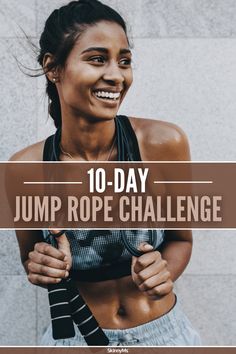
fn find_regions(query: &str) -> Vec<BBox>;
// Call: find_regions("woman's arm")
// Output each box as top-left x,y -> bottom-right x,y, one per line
158,121 -> 193,281
130,117 -> 193,298
10,144 -> 72,288
159,230 -> 192,282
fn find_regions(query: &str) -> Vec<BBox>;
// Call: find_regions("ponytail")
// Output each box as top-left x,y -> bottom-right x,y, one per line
46,79 -> 61,128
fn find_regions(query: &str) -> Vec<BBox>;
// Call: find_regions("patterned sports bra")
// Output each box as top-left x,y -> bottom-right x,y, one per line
43,116 -> 165,282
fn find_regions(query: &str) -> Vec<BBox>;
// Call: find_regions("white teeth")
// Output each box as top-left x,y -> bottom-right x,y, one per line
94,91 -> 121,100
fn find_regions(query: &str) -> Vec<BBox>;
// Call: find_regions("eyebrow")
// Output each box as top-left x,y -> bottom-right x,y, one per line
81,47 -> 132,55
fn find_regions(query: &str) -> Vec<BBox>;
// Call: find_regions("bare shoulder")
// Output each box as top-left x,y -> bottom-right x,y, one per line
9,140 -> 46,161
129,117 -> 191,161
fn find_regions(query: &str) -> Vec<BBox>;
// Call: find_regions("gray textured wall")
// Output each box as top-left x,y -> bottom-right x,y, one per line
0,0 -> 236,346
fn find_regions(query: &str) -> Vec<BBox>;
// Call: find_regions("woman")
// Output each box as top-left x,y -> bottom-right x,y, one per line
12,0 -> 201,346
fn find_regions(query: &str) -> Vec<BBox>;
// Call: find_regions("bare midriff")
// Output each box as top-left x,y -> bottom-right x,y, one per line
74,275 -> 175,329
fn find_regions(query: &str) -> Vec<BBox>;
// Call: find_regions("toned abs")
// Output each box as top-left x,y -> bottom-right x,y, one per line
75,276 -> 176,329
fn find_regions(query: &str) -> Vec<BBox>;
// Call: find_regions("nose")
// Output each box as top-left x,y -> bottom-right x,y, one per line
102,60 -> 124,85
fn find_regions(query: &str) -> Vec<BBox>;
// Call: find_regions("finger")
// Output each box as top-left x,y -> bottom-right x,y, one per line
49,229 -> 65,237
133,251 -> 161,274
131,255 -> 137,274
57,234 -> 71,259
138,242 -> 154,252
145,279 -> 173,299
131,243 -> 157,273
139,270 -> 171,292
27,273 -> 62,286
28,262 -> 69,279
28,252 -> 68,270
34,242 -> 66,261
135,260 -> 168,285
50,229 -> 72,266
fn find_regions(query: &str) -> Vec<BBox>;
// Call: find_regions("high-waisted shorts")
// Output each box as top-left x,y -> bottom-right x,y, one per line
40,297 -> 201,346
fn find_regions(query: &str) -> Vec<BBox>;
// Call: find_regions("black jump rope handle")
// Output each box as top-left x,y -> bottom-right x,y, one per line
47,230 -> 109,345
48,279 -> 75,339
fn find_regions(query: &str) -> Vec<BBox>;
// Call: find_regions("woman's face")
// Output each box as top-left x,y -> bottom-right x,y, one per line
56,20 -> 133,122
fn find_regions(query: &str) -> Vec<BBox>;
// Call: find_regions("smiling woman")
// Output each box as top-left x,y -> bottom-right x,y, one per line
10,0 -> 201,347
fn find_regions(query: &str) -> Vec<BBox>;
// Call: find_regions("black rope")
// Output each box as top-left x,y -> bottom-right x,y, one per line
120,230 -> 160,257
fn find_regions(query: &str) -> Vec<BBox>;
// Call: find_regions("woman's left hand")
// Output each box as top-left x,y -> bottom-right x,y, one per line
131,243 -> 173,300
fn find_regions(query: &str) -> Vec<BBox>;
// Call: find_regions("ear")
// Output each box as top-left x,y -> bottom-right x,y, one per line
43,53 -> 60,83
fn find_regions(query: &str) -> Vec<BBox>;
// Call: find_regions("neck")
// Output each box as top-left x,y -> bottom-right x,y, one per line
60,115 -> 117,161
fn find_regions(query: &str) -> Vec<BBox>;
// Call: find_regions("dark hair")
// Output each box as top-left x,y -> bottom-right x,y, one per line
37,0 -> 129,128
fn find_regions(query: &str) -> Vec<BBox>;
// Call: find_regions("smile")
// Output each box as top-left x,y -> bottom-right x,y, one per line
92,90 -> 121,102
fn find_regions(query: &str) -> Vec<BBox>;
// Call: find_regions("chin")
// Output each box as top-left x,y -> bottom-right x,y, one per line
92,109 -> 119,121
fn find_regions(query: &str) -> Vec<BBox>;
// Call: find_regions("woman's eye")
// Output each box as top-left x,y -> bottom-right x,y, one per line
89,56 -> 105,64
88,56 -> 132,66
119,58 -> 132,66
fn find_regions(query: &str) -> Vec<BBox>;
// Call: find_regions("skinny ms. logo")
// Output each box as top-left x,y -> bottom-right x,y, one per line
107,349 -> 129,353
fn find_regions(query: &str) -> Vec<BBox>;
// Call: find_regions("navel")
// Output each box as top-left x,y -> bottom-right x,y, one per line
117,305 -> 127,317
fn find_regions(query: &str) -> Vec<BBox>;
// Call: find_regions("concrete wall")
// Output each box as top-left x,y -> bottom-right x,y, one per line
0,0 -> 236,345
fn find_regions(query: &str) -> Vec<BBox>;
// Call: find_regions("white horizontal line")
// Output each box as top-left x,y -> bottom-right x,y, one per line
50,302 -> 68,308
5,228 -> 236,231
52,315 -> 71,321
23,182 -> 83,185
4,160 -> 236,163
153,181 -> 213,184
48,288 -> 67,294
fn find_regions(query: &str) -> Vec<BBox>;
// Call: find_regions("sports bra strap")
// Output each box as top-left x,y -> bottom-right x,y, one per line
43,134 -> 55,161
117,115 -> 142,161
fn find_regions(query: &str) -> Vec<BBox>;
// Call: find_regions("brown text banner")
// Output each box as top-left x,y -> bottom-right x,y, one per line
1,162 -> 236,228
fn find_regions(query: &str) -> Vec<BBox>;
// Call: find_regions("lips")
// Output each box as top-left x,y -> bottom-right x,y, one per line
93,87 -> 123,93
92,88 -> 123,105
92,92 -> 120,106
94,91 -> 120,99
